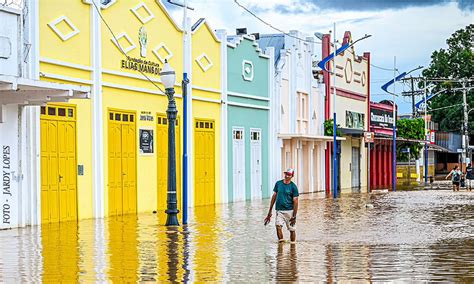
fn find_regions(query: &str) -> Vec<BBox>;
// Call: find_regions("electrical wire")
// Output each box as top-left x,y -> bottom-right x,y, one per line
370,63 -> 397,72
233,0 -> 322,44
91,0 -> 165,94
426,103 -> 463,113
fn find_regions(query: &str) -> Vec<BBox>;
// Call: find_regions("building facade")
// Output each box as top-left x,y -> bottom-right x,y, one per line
323,31 -> 370,193
1,0 -> 226,228
225,34 -> 272,202
259,31 -> 328,193
369,101 -> 394,190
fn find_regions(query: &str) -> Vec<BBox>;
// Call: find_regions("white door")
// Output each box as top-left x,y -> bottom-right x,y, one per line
232,128 -> 246,201
250,129 -> 262,199
351,147 -> 361,192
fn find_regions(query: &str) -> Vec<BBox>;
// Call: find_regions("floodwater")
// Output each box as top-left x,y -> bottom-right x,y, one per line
0,190 -> 473,282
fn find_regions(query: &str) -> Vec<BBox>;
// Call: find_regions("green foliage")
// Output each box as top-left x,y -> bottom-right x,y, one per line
396,118 -> 425,161
324,119 -> 342,137
422,24 -> 474,132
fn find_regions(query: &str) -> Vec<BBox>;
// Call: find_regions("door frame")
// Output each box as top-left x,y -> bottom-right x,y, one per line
40,103 -> 78,222
194,118 -> 216,206
232,126 -> 246,201
351,146 -> 361,191
107,108 -> 137,215
250,128 -> 262,199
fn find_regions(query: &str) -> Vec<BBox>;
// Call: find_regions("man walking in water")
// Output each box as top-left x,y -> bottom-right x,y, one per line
264,168 -> 299,243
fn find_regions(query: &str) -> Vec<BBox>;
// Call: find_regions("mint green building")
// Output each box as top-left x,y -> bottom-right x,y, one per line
226,34 -> 273,202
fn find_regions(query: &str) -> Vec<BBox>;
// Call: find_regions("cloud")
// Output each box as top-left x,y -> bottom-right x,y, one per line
269,0 -> 473,13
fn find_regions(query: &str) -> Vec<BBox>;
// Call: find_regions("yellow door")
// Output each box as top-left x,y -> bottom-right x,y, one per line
108,110 -> 137,216
40,105 -> 77,223
194,120 -> 215,206
156,115 -> 182,211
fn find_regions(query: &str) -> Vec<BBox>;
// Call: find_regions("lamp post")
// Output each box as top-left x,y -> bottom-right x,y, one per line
381,65 -> 423,191
160,60 -> 179,226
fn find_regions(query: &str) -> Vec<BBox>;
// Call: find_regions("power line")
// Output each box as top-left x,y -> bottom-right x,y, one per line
370,63 -> 397,72
91,1 -> 165,94
233,0 -> 322,44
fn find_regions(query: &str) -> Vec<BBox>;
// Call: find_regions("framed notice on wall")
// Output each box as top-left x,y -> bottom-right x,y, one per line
139,128 -> 154,155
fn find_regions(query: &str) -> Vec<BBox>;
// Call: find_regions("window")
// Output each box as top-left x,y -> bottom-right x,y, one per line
115,113 -> 121,121
58,108 -> 66,117
233,129 -> 243,140
48,107 -> 56,116
68,109 -> 74,118
41,106 -> 46,115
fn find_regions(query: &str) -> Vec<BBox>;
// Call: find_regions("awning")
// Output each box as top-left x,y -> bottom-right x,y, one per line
0,75 -> 90,105
339,128 -> 364,136
278,133 -> 346,141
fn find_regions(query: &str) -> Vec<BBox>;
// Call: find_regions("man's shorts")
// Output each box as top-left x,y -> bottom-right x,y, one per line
275,210 -> 296,231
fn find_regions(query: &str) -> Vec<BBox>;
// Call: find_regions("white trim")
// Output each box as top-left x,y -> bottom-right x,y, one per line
47,15 -> 80,41
102,81 -> 167,96
191,18 -> 221,42
130,2 -> 155,24
152,42 -> 173,64
103,68 -> 160,82
227,101 -> 270,110
195,53 -> 213,72
242,60 -> 254,81
91,0 -> 104,218
102,68 -> 181,87
192,96 -> 220,104
227,91 -> 269,102
40,57 -> 93,71
192,85 -> 221,94
40,72 -> 93,85
227,34 -> 271,59
82,0 -> 117,9
111,32 -> 136,54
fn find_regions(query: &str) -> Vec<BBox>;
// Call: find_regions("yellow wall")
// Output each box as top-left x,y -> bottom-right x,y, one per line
191,22 -> 222,203
40,0 -> 223,219
39,0 -> 94,220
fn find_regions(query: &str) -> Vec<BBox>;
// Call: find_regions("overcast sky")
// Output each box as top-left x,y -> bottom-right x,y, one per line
164,0 -> 473,114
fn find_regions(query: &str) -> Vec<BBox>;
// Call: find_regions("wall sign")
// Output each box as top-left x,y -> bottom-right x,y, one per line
346,111 -> 365,129
139,129 -> 154,155
121,56 -> 161,75
370,108 -> 394,128
140,111 -> 154,121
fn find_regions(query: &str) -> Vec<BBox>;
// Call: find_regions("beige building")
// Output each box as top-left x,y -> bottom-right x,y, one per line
322,31 -> 370,193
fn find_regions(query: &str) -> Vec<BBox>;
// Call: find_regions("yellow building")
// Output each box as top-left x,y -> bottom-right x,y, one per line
37,0 -> 222,223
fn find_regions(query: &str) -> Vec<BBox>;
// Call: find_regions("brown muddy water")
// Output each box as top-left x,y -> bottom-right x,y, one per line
0,190 -> 473,282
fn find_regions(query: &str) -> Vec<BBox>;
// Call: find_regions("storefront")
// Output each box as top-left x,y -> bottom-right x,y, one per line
226,34 -> 272,202
369,101 -> 395,190
323,31 -> 370,194
35,0 -> 222,223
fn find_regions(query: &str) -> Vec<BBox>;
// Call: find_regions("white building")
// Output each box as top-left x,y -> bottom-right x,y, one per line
259,31 -> 329,192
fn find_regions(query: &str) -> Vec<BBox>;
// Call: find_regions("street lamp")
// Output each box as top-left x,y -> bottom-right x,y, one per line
160,60 -> 179,226
381,65 -> 423,191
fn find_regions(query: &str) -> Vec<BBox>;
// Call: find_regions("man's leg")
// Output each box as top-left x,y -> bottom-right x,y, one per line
290,231 -> 296,242
276,225 -> 284,242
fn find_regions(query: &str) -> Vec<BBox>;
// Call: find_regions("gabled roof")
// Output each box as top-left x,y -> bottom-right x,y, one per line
155,0 -> 183,32
257,34 -> 285,66
191,18 -> 220,42
226,34 -> 270,59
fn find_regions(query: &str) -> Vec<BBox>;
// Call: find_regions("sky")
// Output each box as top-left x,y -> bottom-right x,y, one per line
163,0 -> 473,114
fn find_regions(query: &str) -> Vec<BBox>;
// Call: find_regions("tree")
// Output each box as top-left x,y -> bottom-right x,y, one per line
397,118 -> 425,161
422,24 -> 474,132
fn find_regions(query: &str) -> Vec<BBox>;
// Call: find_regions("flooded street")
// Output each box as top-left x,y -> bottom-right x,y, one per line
0,190 -> 473,282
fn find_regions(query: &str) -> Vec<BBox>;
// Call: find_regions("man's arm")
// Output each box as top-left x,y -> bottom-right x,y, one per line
446,171 -> 452,180
290,197 -> 298,226
264,192 -> 277,225
268,192 -> 277,216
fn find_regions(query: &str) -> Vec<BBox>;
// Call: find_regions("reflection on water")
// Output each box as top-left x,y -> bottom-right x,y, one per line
0,191 -> 473,282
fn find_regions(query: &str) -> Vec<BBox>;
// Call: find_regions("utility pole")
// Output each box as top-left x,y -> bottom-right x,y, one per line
424,78 -> 428,185
463,79 -> 468,171
411,77 -> 415,117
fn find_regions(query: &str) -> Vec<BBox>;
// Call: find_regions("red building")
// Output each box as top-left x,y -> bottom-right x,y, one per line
369,101 -> 396,190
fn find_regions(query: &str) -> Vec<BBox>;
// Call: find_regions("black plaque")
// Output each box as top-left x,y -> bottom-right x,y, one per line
139,129 -> 154,154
